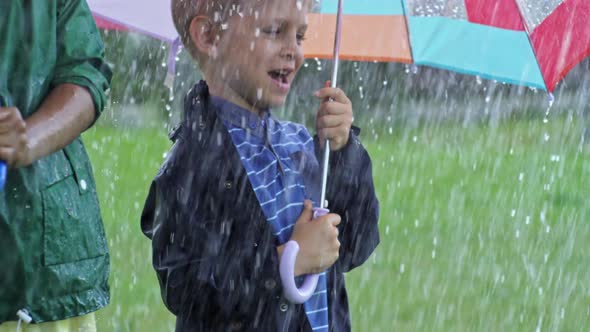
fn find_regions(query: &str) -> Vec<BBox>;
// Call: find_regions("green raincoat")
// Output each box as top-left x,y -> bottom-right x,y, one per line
0,0 -> 112,324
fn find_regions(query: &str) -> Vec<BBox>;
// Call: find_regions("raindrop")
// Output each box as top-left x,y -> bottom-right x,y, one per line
383,80 -> 388,86
561,308 -> 565,319
162,152 -> 167,158
296,0 -> 302,10
511,209 -> 516,217
545,225 -> 550,233
255,28 -> 260,37
518,172 -> 524,181
550,154 -> 560,162
400,263 -> 405,274
485,96 -> 491,103
525,216 -> 531,225
543,133 -> 550,141
476,76 -> 482,85
515,229 -> 520,238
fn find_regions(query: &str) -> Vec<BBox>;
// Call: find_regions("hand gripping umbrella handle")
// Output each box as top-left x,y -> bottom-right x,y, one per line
280,207 -> 329,303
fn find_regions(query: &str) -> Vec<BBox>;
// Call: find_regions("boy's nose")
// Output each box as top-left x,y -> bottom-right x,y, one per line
280,37 -> 300,60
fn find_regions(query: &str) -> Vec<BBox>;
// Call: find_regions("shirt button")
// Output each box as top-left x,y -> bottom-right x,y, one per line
279,301 -> 289,312
80,179 -> 87,191
224,181 -> 233,189
264,279 -> 277,290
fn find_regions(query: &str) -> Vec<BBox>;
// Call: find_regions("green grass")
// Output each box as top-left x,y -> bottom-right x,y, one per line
84,115 -> 590,331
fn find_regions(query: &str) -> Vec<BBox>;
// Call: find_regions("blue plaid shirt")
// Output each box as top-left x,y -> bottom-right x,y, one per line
212,96 -> 330,331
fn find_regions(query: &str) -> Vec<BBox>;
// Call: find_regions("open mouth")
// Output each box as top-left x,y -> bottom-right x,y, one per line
268,69 -> 292,86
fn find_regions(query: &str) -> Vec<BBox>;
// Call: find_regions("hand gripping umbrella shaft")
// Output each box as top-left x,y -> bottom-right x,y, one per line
280,0 -> 344,304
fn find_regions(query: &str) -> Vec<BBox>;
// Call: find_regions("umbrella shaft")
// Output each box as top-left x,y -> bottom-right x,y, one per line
320,140 -> 330,209
319,0 -> 343,210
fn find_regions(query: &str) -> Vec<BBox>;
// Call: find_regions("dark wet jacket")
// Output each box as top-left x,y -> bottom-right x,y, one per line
141,81 -> 380,331
0,1 -> 111,324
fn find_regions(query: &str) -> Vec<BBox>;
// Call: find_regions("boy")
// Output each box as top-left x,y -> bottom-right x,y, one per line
141,0 -> 379,330
0,1 -> 111,330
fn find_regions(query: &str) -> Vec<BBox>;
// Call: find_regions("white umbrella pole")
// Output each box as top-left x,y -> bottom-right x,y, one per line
319,0 -> 343,209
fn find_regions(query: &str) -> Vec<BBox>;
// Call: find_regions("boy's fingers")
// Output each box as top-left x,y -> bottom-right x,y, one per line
314,88 -> 349,104
317,115 -> 343,130
299,199 -> 314,222
328,214 -> 341,226
317,102 -> 350,117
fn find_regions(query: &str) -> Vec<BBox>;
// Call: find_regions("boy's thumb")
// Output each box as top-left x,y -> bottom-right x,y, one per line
299,200 -> 314,222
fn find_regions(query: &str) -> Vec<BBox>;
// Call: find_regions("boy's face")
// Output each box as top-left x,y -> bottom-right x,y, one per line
207,0 -> 310,112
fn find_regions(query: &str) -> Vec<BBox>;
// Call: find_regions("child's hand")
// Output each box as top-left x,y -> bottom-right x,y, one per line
314,82 -> 353,151
0,107 -> 29,168
287,200 -> 341,276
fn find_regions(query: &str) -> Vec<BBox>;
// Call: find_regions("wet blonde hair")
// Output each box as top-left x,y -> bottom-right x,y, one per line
171,0 -> 242,61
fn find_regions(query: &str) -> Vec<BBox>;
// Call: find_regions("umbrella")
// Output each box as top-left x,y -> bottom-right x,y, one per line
89,0 -> 590,93
306,0 -> 590,93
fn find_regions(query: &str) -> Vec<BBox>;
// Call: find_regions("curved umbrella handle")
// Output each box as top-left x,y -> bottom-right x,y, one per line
280,207 -> 329,304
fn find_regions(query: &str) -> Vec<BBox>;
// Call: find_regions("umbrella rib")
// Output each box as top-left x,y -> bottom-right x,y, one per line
510,0 -> 549,92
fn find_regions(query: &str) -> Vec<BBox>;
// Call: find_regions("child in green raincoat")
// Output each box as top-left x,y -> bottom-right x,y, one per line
0,1 -> 111,331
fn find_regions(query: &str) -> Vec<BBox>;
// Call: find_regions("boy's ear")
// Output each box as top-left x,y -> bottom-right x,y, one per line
188,16 -> 218,57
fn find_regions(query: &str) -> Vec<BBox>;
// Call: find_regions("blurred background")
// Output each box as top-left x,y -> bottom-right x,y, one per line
89,28 -> 590,331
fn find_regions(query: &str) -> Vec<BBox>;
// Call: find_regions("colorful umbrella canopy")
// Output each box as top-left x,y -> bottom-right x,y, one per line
89,0 -> 589,93
306,0 -> 590,92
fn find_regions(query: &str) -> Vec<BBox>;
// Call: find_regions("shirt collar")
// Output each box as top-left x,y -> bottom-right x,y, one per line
210,95 -> 272,138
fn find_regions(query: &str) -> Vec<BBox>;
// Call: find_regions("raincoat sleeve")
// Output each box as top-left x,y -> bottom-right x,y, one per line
314,126 -> 380,273
141,141 -> 283,320
53,0 -> 112,122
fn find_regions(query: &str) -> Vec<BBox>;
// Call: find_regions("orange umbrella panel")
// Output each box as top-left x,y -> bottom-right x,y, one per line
304,0 -> 412,63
